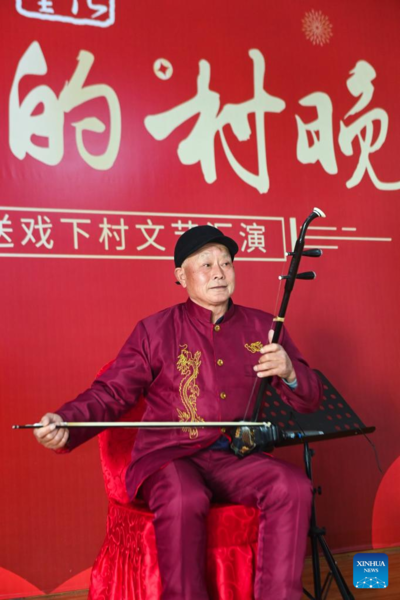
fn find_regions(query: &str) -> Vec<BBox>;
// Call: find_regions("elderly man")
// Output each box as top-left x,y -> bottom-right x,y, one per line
35,225 -> 322,600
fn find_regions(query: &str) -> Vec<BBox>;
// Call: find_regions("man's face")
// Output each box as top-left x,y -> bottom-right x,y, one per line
175,244 -> 235,311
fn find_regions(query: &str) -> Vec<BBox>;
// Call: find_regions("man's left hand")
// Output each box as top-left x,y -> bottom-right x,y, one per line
253,330 -> 296,382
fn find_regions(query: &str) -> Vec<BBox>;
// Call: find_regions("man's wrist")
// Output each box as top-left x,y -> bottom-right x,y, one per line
283,376 -> 298,390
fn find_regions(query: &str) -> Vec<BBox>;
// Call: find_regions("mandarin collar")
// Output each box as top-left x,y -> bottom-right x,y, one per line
185,297 -> 235,325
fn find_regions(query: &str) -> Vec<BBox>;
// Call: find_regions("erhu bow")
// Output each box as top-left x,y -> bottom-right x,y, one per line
230,207 -> 326,457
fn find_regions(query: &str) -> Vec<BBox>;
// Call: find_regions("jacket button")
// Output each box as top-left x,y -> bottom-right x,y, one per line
220,392 -> 227,400
217,359 -> 224,366
214,325 -> 221,332
221,428 -> 226,433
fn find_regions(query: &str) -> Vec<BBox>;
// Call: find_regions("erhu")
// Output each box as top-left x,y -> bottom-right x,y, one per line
230,207 -> 325,457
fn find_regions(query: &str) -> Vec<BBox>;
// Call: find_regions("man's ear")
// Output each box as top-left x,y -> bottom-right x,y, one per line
174,267 -> 187,287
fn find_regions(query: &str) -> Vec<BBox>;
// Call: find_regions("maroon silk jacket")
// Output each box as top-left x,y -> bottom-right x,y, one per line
57,298 -> 322,499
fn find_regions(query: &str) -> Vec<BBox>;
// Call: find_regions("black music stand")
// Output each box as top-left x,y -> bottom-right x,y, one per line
261,370 -> 375,600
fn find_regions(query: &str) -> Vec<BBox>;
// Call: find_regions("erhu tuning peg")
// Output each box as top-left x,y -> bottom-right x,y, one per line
279,271 -> 316,281
286,249 -> 323,258
296,271 -> 317,280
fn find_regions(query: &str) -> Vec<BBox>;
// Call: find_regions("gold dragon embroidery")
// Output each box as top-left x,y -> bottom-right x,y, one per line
176,344 -> 204,439
244,341 -> 264,353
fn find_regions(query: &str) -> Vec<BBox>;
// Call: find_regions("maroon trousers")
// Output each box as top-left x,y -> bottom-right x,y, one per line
141,449 -> 312,600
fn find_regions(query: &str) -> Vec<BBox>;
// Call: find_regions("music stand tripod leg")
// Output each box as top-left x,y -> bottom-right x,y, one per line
317,534 -> 354,599
302,442 -> 355,600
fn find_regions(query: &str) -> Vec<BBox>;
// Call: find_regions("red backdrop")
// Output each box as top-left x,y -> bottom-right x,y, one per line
1,1 -> 399,596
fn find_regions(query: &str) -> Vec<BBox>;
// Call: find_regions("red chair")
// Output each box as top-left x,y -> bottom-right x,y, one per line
88,399 -> 260,600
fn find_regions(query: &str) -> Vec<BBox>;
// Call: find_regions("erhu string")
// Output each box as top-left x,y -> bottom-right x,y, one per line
242,264 -> 285,422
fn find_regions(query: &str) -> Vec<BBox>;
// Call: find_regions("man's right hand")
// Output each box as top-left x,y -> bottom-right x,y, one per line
33,413 -> 69,450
